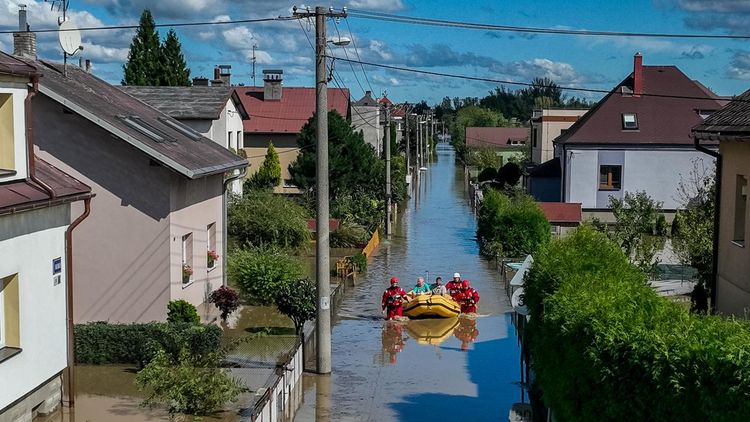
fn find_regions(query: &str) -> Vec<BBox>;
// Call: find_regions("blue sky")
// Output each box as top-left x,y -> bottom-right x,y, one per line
1,0 -> 749,104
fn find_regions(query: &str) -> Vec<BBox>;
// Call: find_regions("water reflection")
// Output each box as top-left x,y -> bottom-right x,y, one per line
454,317 -> 480,352
381,322 -> 408,364
403,318 -> 458,346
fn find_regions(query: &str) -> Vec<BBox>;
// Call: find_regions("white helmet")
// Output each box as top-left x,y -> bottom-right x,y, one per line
453,272 -> 461,278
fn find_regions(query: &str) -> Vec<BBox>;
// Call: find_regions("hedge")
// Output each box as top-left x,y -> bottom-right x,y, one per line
524,226 -> 750,421
476,190 -> 550,257
75,322 -> 222,367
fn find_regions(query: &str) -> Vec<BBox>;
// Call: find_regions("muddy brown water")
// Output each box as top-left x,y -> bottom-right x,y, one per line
294,145 -> 523,421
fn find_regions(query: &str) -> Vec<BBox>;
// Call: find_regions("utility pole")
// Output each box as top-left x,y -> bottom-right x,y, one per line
417,118 -> 422,169
292,5 -> 347,375
384,105 -> 392,237
404,106 -> 410,177
252,44 -> 257,86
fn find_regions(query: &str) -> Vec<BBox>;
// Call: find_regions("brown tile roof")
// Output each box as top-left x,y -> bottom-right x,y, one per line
0,51 -> 38,78
0,159 -> 91,213
307,218 -> 340,232
118,86 -> 248,120
556,66 -> 724,146
28,60 -> 247,179
693,88 -> 750,137
236,87 -> 350,134
465,127 -> 529,148
537,202 -> 582,223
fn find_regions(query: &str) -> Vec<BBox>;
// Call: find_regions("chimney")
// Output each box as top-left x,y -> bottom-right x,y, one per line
210,66 -> 224,86
263,69 -> 283,101
85,59 -> 92,73
218,64 -> 231,85
13,5 -> 37,60
633,52 -> 643,97
193,77 -> 209,86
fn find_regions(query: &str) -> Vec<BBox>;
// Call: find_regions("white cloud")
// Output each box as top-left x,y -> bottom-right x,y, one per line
367,40 -> 393,61
727,50 -> 750,80
80,42 -> 129,63
82,0 -> 227,20
347,0 -> 405,11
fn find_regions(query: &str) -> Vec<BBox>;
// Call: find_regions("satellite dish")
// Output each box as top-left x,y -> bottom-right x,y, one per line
58,20 -> 81,55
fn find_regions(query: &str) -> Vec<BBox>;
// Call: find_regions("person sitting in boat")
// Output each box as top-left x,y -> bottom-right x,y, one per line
446,272 -> 463,298
411,277 -> 432,295
382,277 -> 408,320
431,276 -> 447,295
458,279 -> 480,314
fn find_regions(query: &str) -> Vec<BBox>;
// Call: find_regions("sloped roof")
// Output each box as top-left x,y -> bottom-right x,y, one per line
0,51 -> 38,77
465,127 -> 529,148
528,157 -> 561,178
0,159 -> 91,213
236,86 -> 350,134
693,88 -> 750,138
30,60 -> 247,179
379,96 -> 393,106
118,86 -> 248,120
537,202 -> 582,224
353,91 -> 378,107
556,66 -> 723,146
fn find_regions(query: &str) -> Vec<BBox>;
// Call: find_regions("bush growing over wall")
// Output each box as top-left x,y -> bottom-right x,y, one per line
74,322 -> 222,367
228,190 -> 311,249
524,226 -> 750,421
476,190 -> 550,257
228,246 -> 304,305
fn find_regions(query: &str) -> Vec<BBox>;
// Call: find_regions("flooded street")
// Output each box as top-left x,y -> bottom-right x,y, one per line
295,145 -> 523,421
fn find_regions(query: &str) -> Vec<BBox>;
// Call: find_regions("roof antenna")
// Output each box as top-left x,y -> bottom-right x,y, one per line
48,1 -> 83,77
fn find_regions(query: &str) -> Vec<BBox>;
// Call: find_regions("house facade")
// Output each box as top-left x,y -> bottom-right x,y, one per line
24,57 -> 247,323
351,90 -> 382,154
465,127 -> 529,166
553,54 -> 723,218
530,108 -> 587,164
693,88 -> 750,316
0,52 -> 91,420
236,69 -> 350,194
119,83 -> 248,195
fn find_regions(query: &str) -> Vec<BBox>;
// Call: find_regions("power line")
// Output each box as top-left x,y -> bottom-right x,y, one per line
347,9 -> 750,40
332,19 -> 367,97
245,144 -> 312,159
325,54 -> 749,103
0,16 -> 299,35
344,18 -> 376,95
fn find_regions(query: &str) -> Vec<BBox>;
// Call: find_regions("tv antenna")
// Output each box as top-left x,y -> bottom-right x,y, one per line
45,0 -> 70,23
252,44 -> 258,87
49,1 -> 83,76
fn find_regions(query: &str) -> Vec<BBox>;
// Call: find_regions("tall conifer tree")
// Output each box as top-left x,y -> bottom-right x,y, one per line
122,10 -> 161,86
160,29 -> 191,86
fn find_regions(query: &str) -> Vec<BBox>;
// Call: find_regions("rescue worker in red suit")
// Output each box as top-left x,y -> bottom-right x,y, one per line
446,272 -> 463,301
459,279 -> 480,314
454,317 -> 480,351
382,277 -> 408,320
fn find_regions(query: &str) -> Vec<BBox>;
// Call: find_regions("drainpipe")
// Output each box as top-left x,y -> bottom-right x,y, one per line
693,135 -> 721,310
25,76 -> 55,198
222,167 -> 247,286
64,197 -> 92,407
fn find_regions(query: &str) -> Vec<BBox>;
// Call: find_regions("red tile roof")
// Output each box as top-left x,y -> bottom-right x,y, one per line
236,87 -> 350,134
537,202 -> 582,223
0,159 -> 91,213
465,127 -> 530,148
556,66 -> 724,146
379,96 -> 393,106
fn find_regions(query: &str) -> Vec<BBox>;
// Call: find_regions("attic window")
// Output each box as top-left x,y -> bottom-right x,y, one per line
159,118 -> 202,141
622,113 -> 638,130
119,115 -> 164,142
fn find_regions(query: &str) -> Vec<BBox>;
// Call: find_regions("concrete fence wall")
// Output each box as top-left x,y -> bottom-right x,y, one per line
250,341 -> 304,422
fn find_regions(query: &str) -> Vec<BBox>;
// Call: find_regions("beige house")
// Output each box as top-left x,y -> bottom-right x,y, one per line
693,88 -> 750,316
20,57 -> 247,323
530,108 -> 588,164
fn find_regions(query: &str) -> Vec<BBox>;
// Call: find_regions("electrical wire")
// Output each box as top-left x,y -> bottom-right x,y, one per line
332,18 -> 367,97
347,9 -> 750,40
0,16 -> 301,35
245,144 -> 312,159
344,18 -> 376,95
324,54 -> 749,103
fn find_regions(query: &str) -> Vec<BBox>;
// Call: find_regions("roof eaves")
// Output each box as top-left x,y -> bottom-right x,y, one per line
38,84 -> 197,179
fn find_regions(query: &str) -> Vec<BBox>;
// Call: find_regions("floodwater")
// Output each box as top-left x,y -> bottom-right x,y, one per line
294,145 -> 523,421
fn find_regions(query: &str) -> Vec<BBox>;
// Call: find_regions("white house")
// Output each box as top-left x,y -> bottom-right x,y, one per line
551,54 -> 723,218
351,90 -> 382,154
0,51 -> 91,419
120,75 -> 248,195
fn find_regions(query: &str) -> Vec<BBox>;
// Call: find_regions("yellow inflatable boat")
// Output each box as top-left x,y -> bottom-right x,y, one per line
403,294 -> 461,318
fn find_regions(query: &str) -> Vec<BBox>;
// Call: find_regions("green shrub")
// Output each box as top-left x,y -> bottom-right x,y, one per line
136,347 -> 244,416
477,167 -> 498,183
228,246 -> 304,305
349,252 -> 368,272
166,299 -> 200,324
245,142 -> 281,190
476,190 -> 550,257
74,322 -> 221,367
228,190 -> 311,249
330,222 -> 370,248
525,226 -> 750,421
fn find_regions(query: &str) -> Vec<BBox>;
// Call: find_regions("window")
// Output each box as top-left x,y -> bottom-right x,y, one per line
0,94 -> 15,177
622,113 -> 638,130
1,274 -> 20,357
599,165 -> 622,190
532,128 -> 538,148
236,131 -> 242,149
159,118 -> 202,141
181,233 -> 193,284
228,131 -> 234,150
207,223 -> 217,270
734,175 -> 747,245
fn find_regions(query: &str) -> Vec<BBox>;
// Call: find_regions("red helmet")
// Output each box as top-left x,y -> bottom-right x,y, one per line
462,279 -> 470,289
390,276 -> 399,285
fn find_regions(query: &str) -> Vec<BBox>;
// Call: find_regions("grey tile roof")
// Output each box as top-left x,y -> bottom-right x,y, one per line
118,85 -> 242,120
33,60 -> 247,179
0,51 -> 38,77
693,88 -> 750,137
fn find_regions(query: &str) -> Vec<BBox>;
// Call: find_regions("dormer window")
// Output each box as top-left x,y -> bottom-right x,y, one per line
622,113 -> 638,130
0,93 -> 15,178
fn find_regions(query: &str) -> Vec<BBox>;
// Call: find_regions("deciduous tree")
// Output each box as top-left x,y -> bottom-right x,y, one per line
275,278 -> 316,335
